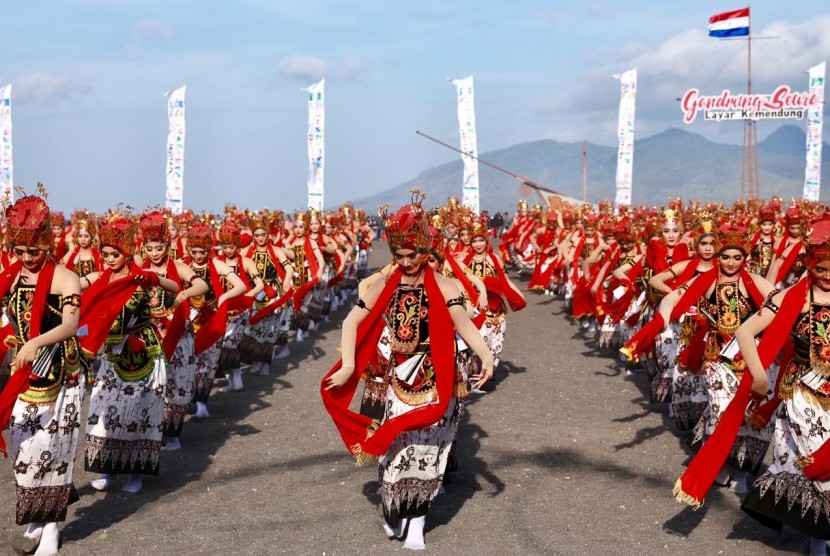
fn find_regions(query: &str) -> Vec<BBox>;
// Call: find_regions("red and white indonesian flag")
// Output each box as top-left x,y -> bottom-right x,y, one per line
450,76 -> 480,214
0,84 -> 11,202
708,7 -> 749,38
614,69 -> 637,207
305,79 -> 325,211
165,85 -> 186,214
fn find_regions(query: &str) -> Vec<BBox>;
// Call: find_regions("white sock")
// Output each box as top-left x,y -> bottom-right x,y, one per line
33,522 -> 59,556
715,465 -> 731,487
91,474 -> 113,491
274,345 -> 290,359
403,515 -> 426,550
232,369 -> 243,390
122,474 -> 143,493
383,517 -> 407,540
809,537 -> 828,556
194,401 -> 210,419
296,329 -> 305,342
164,436 -> 181,451
729,471 -> 749,494
24,521 -> 44,540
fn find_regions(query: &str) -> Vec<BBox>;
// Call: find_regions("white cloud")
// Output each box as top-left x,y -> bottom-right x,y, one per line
129,20 -> 175,49
14,72 -> 92,104
276,54 -> 369,83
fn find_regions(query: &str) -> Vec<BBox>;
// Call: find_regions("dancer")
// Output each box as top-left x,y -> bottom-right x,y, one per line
2,191 -> 83,556
82,210 -> 180,494
740,214 -> 830,555
139,210 -> 208,451
185,221 -> 246,419
322,192 -> 495,551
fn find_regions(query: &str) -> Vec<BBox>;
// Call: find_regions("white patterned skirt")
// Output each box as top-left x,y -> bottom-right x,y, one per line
693,360 -> 776,474
85,353 -> 166,475
742,380 -> 830,539
11,382 -> 84,525
378,385 -> 460,526
164,329 -> 195,437
193,343 -> 221,404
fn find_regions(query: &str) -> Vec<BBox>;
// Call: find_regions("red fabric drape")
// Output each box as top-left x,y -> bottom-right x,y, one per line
320,267 -> 456,460
674,277 -> 810,507
0,260 -> 54,456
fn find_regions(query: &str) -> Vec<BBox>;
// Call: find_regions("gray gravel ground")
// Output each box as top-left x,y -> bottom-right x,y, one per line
0,243 -> 813,555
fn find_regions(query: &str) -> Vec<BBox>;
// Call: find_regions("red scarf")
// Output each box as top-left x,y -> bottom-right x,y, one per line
142,257 -> 188,361
79,263 -> 151,355
0,260 -> 52,455
192,258 -> 253,355
674,277 -> 810,507
774,239 -> 804,284
444,254 -> 486,328
217,254 -> 251,290
65,246 -> 101,273
320,267 -> 455,461
622,268 -> 763,361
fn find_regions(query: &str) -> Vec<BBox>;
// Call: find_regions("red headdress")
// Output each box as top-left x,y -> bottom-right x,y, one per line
715,221 -> 751,254
218,218 -> 242,246
187,220 -> 214,250
381,189 -> 429,253
661,209 -> 681,230
758,205 -> 776,224
806,213 -> 830,267
5,192 -> 52,247
694,218 -> 716,245
50,211 -> 65,229
139,210 -> 170,243
469,215 -> 489,238
71,209 -> 97,237
98,210 -> 137,255
785,205 -> 804,227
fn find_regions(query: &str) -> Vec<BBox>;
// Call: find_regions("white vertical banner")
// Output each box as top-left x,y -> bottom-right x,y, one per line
804,62 -> 825,201
0,85 -> 12,202
614,69 -> 637,207
450,76 -> 480,214
165,85 -> 186,214
305,79 -> 325,211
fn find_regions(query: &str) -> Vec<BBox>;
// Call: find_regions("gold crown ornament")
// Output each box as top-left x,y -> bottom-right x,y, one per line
380,189 -> 429,253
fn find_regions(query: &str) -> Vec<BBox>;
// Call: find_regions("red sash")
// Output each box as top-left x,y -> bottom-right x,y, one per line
142,257 -> 188,361
65,247 -> 101,274
0,260 -> 50,456
320,268 -> 455,461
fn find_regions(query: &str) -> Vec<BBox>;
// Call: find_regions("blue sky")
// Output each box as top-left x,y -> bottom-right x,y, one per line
4,1 -> 829,213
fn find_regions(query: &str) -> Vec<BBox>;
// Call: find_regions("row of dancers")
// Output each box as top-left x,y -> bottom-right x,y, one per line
503,194 -> 830,555
1,187 -> 373,555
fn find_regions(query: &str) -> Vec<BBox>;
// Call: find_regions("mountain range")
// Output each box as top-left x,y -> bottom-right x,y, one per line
351,124 -> 829,212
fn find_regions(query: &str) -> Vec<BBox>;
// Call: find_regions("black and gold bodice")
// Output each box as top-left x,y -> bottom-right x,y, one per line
104,290 -> 162,382
73,257 -> 97,278
385,284 -> 436,405
779,299 -> 830,407
148,272 -> 177,320
290,243 -> 309,287
469,256 -> 506,323
701,281 -> 757,367
6,286 -> 82,403
252,250 -> 280,286
749,239 -> 774,277
188,265 -> 216,331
